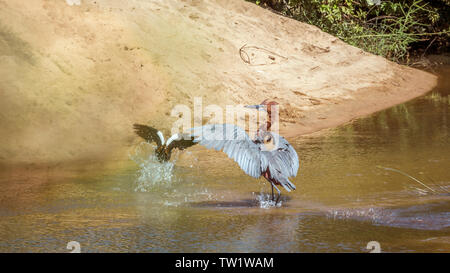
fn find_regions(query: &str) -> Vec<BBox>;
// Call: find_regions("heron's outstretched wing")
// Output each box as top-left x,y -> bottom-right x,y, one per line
191,124 -> 299,192
133,124 -> 163,147
260,132 -> 299,191
191,124 -> 263,178
166,133 -> 197,153
261,133 -> 299,178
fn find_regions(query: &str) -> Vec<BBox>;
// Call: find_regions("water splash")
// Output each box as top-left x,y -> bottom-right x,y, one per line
254,191 -> 281,209
129,142 -> 178,192
326,207 -> 392,224
163,200 -> 181,207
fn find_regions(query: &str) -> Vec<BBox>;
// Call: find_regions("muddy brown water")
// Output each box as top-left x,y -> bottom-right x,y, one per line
0,67 -> 449,253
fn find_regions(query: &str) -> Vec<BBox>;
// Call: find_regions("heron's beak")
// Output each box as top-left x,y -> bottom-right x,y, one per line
245,105 -> 265,111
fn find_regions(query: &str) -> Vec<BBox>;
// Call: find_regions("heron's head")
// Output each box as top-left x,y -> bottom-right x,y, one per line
245,99 -> 278,112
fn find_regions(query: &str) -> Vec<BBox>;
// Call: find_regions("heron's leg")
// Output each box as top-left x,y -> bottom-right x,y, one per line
273,184 -> 281,205
264,178 -> 274,201
271,184 -> 274,201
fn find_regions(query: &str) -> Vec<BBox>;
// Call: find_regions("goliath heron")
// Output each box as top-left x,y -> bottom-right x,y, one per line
191,100 -> 299,204
133,124 -> 197,162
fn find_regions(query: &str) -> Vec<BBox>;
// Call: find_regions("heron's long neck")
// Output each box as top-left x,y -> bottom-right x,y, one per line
266,108 -> 272,131
257,109 -> 273,137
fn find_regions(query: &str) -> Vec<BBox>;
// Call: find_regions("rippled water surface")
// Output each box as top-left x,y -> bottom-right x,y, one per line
0,68 -> 449,252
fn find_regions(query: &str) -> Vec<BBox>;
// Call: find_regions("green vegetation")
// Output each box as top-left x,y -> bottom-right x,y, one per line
249,0 -> 450,63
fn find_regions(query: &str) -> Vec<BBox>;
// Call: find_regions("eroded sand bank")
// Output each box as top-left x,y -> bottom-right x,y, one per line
0,0 -> 437,167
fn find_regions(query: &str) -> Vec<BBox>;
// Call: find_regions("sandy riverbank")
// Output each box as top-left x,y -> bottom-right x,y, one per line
0,0 -> 437,168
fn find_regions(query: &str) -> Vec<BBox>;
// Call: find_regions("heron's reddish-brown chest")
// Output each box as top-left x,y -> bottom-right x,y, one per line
262,168 -> 282,186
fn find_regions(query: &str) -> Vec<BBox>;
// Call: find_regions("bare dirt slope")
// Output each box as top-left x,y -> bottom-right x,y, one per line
0,0 -> 437,167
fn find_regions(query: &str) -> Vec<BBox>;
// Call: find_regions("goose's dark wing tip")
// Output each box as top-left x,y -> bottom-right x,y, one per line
132,124 -> 162,146
133,123 -> 149,132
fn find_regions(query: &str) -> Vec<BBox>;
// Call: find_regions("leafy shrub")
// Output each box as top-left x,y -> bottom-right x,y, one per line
249,0 -> 450,63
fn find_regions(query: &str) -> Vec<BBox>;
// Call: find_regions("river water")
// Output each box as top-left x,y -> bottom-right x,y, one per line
0,68 -> 449,252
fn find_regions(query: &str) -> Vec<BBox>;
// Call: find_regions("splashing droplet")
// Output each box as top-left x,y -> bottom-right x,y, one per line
256,192 -> 281,208
129,142 -> 178,192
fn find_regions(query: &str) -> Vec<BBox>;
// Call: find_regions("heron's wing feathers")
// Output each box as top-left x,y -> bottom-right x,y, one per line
191,124 -> 262,178
133,124 -> 163,147
276,175 -> 296,192
261,133 -> 299,178
260,133 -> 299,191
191,125 -> 299,192
167,134 -> 197,152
